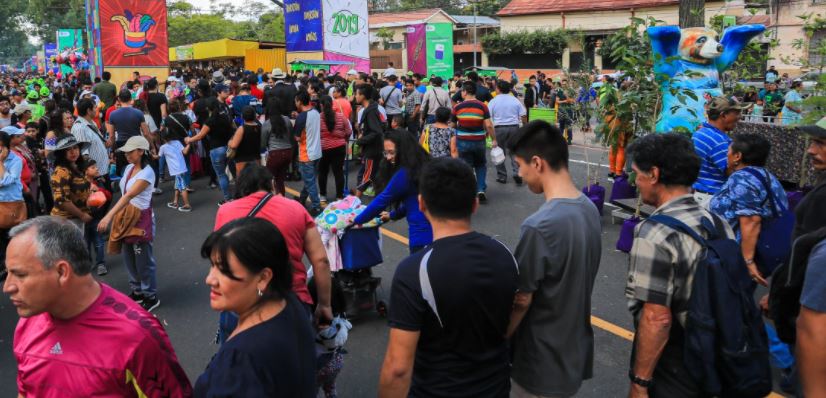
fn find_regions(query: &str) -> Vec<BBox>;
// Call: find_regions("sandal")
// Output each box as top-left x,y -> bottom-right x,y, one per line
166,202 -> 179,209
178,206 -> 192,213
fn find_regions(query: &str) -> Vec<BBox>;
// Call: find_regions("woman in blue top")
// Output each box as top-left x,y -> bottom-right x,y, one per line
0,128 -> 24,270
781,81 -> 804,126
195,217 -> 316,398
710,133 -> 789,286
353,130 -> 432,253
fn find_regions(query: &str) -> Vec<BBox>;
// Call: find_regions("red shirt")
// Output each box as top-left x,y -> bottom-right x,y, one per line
13,283 -> 192,397
250,85 -> 264,101
214,192 -> 316,304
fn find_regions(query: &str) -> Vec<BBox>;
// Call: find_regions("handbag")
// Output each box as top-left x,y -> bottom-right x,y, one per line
741,168 -> 796,276
0,201 -> 26,229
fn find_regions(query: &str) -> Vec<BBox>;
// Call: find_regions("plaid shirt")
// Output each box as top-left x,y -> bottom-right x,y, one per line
404,89 -> 422,116
625,195 -> 734,326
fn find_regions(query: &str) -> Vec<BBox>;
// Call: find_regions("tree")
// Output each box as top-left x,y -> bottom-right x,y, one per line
167,1 -> 285,47
464,0 -> 509,16
679,0 -> 705,28
375,28 -> 395,50
25,0 -> 86,43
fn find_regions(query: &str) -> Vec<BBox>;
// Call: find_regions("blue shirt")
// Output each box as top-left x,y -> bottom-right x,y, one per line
353,167 -> 433,248
708,166 -> 789,239
801,239 -> 826,312
230,94 -> 262,125
0,151 -> 23,202
692,122 -> 731,194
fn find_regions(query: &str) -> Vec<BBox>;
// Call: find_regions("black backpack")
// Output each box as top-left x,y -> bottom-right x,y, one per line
648,214 -> 772,397
769,226 -> 826,344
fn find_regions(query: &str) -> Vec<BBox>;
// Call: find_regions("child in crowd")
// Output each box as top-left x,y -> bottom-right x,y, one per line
750,99 -> 764,123
158,131 -> 192,212
390,114 -> 404,130
83,160 -> 112,276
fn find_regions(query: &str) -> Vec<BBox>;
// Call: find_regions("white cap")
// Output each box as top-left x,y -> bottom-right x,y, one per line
346,69 -> 358,76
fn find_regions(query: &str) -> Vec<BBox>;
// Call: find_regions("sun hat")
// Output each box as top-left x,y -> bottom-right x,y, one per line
211,71 -> 225,85
13,104 -> 33,116
271,68 -> 287,79
117,135 -> 151,152
52,134 -> 90,153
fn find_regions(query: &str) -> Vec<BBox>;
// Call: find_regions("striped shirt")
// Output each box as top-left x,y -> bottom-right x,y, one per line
71,117 -> 110,177
692,123 -> 731,194
452,100 -> 490,141
626,195 -> 734,326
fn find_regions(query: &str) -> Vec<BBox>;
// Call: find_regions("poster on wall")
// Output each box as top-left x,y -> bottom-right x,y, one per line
176,45 -> 194,61
57,29 -> 84,52
406,24 -> 427,75
426,23 -> 453,79
285,0 -> 323,53
322,0 -> 368,60
99,0 -> 168,67
85,0 -> 102,77
44,43 -> 57,72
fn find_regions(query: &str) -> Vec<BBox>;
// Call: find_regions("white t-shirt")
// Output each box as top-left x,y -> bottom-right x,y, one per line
488,93 -> 527,126
120,164 -> 156,210
159,141 -> 187,177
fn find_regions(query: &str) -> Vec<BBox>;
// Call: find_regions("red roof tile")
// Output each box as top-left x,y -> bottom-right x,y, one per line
497,0 -> 679,17
369,9 -> 444,26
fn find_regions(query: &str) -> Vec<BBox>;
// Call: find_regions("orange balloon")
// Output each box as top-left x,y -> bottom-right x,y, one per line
87,191 -> 107,208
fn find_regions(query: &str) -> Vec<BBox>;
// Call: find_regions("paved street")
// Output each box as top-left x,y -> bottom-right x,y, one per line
0,140 -> 782,397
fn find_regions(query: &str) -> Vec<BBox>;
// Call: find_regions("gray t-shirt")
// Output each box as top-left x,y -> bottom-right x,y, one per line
511,195 -> 602,397
261,116 -> 292,151
379,85 -> 403,115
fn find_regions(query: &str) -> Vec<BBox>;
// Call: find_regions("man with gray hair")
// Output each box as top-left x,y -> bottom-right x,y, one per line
3,216 -> 192,397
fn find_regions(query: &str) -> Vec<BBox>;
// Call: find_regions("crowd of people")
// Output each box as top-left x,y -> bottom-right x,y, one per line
0,63 -> 824,398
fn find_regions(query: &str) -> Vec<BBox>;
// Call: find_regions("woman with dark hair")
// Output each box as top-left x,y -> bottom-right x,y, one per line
195,217 -> 316,397
423,106 -> 456,158
317,95 -> 350,206
352,129 -> 433,253
710,133 -> 789,286
49,134 -> 92,229
229,106 -> 262,175
261,100 -> 293,196
0,129 -> 25,270
781,80 -> 804,126
98,136 -> 161,312
44,108 -> 73,162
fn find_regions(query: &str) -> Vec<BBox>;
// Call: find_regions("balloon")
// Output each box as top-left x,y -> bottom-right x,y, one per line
87,191 -> 107,208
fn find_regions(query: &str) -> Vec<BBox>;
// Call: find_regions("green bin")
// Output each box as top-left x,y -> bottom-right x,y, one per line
529,107 -> 557,123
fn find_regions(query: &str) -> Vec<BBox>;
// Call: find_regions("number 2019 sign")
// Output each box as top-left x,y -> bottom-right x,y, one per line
323,0 -> 368,59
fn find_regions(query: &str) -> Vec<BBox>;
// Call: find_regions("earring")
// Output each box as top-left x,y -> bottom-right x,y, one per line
257,289 -> 263,297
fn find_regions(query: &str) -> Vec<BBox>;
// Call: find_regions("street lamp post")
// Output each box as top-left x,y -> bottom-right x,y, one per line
473,1 -> 478,68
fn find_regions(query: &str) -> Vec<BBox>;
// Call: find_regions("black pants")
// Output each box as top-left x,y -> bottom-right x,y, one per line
318,146 -> 346,199
37,170 -> 53,214
406,115 -> 420,138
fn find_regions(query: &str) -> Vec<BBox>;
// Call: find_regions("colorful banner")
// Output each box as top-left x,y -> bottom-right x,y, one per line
57,29 -> 84,52
285,0 -> 323,52
406,24 -> 427,75
176,45 -> 194,61
426,23 -> 453,79
44,43 -> 58,72
99,0 -> 168,67
323,51 -> 369,75
322,0 -> 369,59
85,0 -> 103,77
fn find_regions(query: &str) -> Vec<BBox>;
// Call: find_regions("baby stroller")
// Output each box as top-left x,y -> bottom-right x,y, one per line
310,216 -> 387,320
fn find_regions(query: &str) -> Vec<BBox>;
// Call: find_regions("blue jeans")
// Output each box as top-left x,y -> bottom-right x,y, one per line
183,152 -> 192,187
209,146 -> 231,200
456,139 -> 487,193
123,241 -> 157,298
159,154 -> 166,179
84,219 -> 105,265
299,160 -> 321,209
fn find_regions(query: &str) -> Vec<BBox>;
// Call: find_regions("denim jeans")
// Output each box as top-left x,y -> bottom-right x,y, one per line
456,139 -> 487,193
209,146 -> 231,200
123,241 -> 157,298
299,160 -> 321,209
84,219 -> 105,265
159,154 -> 166,179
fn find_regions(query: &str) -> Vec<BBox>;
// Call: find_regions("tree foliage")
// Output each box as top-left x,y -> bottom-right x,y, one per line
481,29 -> 569,55
679,0 -> 705,28
167,0 -> 285,47
26,0 -> 86,43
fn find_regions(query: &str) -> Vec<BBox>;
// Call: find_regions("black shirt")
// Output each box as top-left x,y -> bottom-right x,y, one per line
146,92 -> 167,130
235,123 -> 262,162
452,83 -> 492,103
794,179 -> 826,240
194,294 -> 316,398
388,231 -> 518,398
205,103 -> 233,149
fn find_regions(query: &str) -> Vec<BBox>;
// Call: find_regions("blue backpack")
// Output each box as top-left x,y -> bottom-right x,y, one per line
648,214 -> 772,397
740,167 -> 795,276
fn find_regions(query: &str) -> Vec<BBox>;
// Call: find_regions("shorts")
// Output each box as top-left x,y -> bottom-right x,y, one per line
174,174 -> 188,191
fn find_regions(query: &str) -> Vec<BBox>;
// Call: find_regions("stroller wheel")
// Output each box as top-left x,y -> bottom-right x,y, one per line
376,300 -> 388,317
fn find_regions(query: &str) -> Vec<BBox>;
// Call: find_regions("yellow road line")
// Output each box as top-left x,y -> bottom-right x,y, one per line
285,185 -> 786,397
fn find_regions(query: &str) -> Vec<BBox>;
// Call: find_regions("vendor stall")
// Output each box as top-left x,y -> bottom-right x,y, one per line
288,59 -> 355,74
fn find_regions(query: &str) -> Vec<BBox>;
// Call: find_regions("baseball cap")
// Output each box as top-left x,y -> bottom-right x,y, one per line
346,69 -> 358,76
0,126 -> 25,136
707,96 -> 748,114
117,136 -> 151,152
214,83 -> 230,93
13,104 -> 32,116
799,116 -> 826,139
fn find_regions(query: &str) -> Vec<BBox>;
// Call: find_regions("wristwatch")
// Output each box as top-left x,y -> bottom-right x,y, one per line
628,370 -> 653,388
